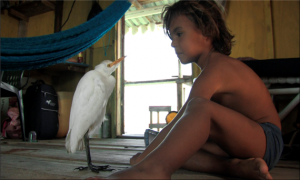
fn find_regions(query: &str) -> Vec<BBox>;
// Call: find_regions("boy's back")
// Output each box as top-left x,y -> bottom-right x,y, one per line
192,53 -> 281,129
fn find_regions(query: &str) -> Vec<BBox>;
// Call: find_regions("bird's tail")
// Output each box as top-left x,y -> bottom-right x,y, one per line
65,129 -> 84,154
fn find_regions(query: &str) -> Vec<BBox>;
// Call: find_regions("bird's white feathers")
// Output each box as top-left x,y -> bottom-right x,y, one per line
65,60 -> 117,154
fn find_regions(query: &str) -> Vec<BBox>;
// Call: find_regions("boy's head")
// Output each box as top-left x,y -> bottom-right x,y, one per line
162,0 -> 234,55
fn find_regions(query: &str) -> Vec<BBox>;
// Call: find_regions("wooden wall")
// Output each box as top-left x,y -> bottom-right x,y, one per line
193,0 -> 300,77
227,0 -> 299,59
272,1 -> 299,58
27,11 -> 55,37
1,10 -> 19,37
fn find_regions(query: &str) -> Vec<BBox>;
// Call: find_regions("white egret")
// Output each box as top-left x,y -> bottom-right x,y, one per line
65,57 -> 125,173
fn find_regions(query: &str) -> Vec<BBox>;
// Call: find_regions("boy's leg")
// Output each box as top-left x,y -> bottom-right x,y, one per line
106,97 -> 270,179
182,148 -> 269,179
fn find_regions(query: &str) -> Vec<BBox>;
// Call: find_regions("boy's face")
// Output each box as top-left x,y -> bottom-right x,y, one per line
169,15 -> 211,65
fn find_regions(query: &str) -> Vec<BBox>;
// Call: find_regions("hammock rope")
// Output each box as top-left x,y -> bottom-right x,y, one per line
1,0 -> 131,71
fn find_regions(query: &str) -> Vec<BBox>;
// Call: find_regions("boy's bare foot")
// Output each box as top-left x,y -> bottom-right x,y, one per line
231,158 -> 272,180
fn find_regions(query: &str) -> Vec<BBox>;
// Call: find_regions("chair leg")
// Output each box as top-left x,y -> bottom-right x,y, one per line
18,90 -> 26,141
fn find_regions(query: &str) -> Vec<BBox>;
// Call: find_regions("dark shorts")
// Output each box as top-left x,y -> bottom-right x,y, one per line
260,123 -> 284,171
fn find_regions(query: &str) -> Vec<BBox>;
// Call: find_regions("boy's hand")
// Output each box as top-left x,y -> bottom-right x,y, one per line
130,152 -> 142,166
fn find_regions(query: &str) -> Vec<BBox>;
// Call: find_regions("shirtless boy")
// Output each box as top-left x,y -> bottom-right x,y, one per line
87,1 -> 283,179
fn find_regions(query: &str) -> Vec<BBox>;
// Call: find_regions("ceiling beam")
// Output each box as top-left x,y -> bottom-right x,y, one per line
125,4 -> 168,20
131,0 -> 153,23
135,0 -> 164,6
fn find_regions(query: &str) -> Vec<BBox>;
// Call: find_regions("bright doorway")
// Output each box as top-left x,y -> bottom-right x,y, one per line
123,25 -> 192,136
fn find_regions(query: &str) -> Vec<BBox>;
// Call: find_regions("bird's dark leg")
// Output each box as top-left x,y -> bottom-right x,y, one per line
84,131 -> 93,170
74,132 -> 113,173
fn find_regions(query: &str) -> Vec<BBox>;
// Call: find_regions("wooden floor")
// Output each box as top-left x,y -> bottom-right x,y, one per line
1,138 -> 299,179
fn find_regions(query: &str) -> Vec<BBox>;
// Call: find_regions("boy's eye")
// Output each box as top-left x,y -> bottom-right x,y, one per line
177,33 -> 182,37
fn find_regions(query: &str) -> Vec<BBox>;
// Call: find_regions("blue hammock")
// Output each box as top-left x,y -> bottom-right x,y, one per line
1,0 -> 131,71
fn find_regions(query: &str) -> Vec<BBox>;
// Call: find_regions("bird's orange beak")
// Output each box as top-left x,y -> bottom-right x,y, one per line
107,56 -> 125,67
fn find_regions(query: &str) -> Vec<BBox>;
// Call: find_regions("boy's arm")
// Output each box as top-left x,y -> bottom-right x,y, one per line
132,102 -> 188,165
132,66 -> 224,165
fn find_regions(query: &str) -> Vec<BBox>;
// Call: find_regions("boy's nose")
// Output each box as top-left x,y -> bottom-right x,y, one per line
171,40 -> 176,48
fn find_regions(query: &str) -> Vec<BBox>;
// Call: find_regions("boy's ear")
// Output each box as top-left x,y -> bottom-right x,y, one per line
202,36 -> 212,43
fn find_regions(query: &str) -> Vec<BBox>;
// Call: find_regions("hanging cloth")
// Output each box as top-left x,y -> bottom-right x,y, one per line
1,0 -> 131,71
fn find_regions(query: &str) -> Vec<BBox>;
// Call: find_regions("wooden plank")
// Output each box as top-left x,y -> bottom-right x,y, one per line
125,5 -> 165,20
120,16 -> 126,135
125,77 -> 193,85
263,0 -> 274,59
226,1 -> 270,59
9,8 -> 29,22
0,143 -> 142,165
149,106 -> 171,111
1,9 -> 19,37
42,0 -> 56,10
149,123 -> 167,129
132,0 -> 154,23
9,1 -> 55,18
272,1 -> 300,58
0,154 -> 127,179
114,19 -> 124,137
1,138 -> 146,149
18,20 -> 27,37
177,82 -> 183,111
150,110 -> 153,125
137,0 -> 167,6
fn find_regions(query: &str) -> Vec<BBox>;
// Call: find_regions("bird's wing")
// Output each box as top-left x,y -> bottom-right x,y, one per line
66,71 -> 114,153
88,75 -> 116,136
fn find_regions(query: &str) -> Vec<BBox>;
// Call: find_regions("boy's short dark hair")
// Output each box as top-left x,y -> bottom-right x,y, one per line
162,0 -> 235,55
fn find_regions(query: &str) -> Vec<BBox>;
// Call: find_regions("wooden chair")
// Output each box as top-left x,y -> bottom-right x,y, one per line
149,106 -> 171,131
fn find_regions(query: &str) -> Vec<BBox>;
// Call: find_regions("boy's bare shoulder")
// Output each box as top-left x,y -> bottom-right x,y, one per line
190,54 -> 231,99
204,54 -> 260,85
192,53 -> 263,99
195,55 -> 246,87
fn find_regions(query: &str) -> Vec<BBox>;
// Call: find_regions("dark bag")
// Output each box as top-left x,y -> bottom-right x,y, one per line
24,80 -> 59,140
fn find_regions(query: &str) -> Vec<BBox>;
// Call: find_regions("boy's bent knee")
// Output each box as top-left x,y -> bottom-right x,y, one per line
186,97 -> 211,112
187,97 -> 210,107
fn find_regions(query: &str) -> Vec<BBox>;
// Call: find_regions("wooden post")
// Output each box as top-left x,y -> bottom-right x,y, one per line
113,16 -> 125,137
177,82 -> 183,111
177,60 -> 183,111
150,111 -> 153,128
18,20 -> 27,37
54,1 -> 63,33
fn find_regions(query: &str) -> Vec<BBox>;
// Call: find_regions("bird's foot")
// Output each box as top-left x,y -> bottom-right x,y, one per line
74,165 -> 114,173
